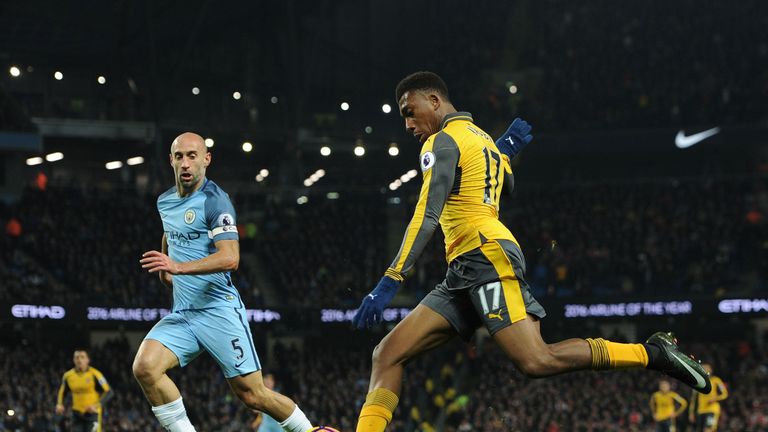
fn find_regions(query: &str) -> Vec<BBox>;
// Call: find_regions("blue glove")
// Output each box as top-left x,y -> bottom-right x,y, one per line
495,117 -> 533,160
352,276 -> 400,329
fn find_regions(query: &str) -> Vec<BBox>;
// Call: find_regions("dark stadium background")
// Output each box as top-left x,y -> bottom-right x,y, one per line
1,1 -> 767,431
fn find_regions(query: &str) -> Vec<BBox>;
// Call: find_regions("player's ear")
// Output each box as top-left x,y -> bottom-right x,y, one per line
204,151 -> 211,167
429,93 -> 441,111
168,153 -> 173,166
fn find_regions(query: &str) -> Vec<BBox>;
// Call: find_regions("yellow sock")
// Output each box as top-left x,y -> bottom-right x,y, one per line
356,388 -> 399,432
586,338 -> 649,369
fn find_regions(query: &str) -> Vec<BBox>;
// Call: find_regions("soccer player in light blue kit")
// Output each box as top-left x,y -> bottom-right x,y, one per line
133,132 -> 313,432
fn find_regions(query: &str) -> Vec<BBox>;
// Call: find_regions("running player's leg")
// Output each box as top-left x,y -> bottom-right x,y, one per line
478,240 -> 709,391
228,371 -> 312,432
134,312 -> 202,431
194,306 -> 313,432
357,297 -> 462,432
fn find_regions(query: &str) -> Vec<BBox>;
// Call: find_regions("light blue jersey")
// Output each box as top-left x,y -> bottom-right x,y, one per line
157,178 -> 240,311
147,178 -> 260,378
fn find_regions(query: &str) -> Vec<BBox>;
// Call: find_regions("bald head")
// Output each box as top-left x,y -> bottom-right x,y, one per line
171,132 -> 207,154
169,131 -> 211,196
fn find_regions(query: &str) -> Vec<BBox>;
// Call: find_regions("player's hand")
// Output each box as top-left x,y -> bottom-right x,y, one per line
140,250 -> 182,274
55,404 -> 65,415
352,276 -> 400,329
495,117 -> 533,160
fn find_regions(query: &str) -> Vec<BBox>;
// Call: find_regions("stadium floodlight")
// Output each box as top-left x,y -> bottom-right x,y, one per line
297,196 -> 308,205
340,102 -> 350,111
54,71 -> 63,80
509,84 -> 518,94
316,169 -> 325,177
260,169 -> 269,177
400,174 -> 410,183
204,138 -> 214,148
394,179 -> 402,187
255,174 -> 264,182
126,156 -> 144,166
326,192 -> 339,199
309,173 -> 320,182
192,87 -> 200,95
270,96 -> 278,104
320,146 -> 331,156
97,76 -> 106,84
382,103 -> 392,114
407,169 -> 418,178
9,66 -> 21,77
365,126 -> 373,134
26,157 -> 43,166
389,182 -> 398,191
388,143 -> 399,157
242,141 -> 253,152
233,91 -> 242,100
354,145 -> 365,157
45,152 -> 64,162
105,161 -> 123,170
7,410 -> 14,417
303,179 -> 313,187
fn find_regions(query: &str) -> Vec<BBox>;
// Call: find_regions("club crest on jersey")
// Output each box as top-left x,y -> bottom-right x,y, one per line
420,151 -> 436,171
217,213 -> 235,227
184,209 -> 196,224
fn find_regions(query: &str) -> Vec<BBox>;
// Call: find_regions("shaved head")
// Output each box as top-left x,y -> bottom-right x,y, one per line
171,132 -> 207,154
169,131 -> 211,196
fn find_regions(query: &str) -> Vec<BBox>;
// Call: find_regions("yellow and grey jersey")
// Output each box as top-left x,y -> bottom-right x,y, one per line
386,112 -> 519,282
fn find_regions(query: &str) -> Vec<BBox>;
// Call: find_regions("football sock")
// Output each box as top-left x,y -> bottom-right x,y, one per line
278,405 -> 313,432
586,338 -> 649,369
356,388 -> 399,432
151,397 -> 196,432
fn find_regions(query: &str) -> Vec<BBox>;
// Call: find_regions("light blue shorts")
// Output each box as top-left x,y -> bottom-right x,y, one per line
145,306 -> 261,378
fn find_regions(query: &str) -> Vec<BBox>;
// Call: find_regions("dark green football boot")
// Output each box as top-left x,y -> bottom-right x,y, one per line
646,332 -> 711,394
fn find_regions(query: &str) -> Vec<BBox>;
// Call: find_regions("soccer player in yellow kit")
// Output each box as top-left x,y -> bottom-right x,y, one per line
650,379 -> 687,432
689,364 -> 728,432
351,71 -> 712,432
56,350 -> 113,432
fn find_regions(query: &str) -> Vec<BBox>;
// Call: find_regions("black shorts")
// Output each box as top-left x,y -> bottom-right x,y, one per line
656,419 -> 674,432
696,413 -> 717,431
421,239 -> 546,340
71,411 -> 100,432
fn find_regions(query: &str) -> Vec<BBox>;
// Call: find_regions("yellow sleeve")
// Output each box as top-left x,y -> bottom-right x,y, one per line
387,133 -> 459,280
672,392 -> 688,416
56,372 -> 70,405
714,378 -> 728,401
92,368 -> 111,392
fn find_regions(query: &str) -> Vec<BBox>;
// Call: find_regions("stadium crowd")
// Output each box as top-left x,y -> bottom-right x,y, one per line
1,334 -> 766,431
1,174 -> 766,308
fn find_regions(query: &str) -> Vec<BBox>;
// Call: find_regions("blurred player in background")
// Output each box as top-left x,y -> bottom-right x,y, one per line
55,349 -> 113,432
133,132 -> 313,432
352,71 -> 712,432
689,364 -> 728,432
649,379 -> 687,432
250,374 -> 284,432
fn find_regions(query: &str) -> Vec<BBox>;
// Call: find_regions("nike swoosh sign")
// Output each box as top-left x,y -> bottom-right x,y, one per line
675,127 -> 721,149
670,350 -> 706,389
235,360 -> 246,368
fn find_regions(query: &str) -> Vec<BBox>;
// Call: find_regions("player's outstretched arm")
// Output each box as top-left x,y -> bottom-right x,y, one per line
495,117 -> 533,162
353,134 -> 458,329
141,239 -> 239,276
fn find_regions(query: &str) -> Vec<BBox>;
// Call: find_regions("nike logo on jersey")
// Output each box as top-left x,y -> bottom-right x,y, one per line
674,127 -> 720,149
235,359 -> 247,368
368,294 -> 377,300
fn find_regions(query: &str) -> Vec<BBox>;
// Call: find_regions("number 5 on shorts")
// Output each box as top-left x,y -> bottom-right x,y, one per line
478,281 -> 502,314
231,338 -> 244,359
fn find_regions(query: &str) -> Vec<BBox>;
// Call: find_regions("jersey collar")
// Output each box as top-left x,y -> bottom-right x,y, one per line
441,111 -> 473,129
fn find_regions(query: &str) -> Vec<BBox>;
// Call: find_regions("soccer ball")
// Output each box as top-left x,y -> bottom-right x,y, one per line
308,427 -> 340,432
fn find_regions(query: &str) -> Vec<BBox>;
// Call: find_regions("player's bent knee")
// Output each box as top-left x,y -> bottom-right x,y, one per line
132,353 -> 161,384
371,341 -> 403,370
